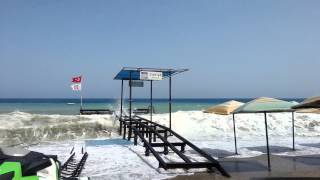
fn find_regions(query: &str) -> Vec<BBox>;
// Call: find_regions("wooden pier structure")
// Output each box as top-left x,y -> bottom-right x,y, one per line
80,108 -> 113,115
114,67 -> 230,177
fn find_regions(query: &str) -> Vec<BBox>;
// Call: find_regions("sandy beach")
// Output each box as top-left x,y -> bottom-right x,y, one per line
171,154 -> 320,180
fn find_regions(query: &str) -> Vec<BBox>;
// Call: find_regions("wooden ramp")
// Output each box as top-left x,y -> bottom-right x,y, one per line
118,115 -> 230,177
60,150 -> 88,179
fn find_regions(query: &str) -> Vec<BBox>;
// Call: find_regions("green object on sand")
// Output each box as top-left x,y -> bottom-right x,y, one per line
0,162 -> 39,180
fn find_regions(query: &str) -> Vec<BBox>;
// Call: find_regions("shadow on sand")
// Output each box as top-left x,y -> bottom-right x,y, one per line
283,155 -> 320,166
299,143 -> 320,148
188,148 -> 235,158
220,160 -> 268,173
246,146 -> 294,154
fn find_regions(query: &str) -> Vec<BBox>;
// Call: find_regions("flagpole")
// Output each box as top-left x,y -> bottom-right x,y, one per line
80,94 -> 83,109
81,75 -> 83,110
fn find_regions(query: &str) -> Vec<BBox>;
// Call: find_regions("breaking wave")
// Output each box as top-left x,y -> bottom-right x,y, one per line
0,111 -> 117,146
1,110 -> 320,146
141,111 -> 320,140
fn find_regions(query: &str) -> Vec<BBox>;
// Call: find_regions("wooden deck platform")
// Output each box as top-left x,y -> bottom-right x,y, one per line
80,109 -> 113,115
117,115 -> 230,177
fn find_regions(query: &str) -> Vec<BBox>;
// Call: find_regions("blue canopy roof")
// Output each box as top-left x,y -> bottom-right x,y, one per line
114,67 -> 188,80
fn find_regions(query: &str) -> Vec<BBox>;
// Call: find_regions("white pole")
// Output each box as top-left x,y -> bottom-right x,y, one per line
81,75 -> 83,109
80,95 -> 83,109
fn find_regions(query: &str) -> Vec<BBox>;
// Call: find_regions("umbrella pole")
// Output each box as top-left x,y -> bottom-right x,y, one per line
292,111 -> 295,151
119,80 -> 124,135
150,80 -> 153,122
232,113 -> 238,155
264,112 -> 271,171
169,75 -> 172,134
128,72 -> 132,141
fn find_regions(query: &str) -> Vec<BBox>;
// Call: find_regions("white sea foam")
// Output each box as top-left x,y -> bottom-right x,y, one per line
141,111 -> 320,139
2,110 -> 320,143
0,111 -> 117,146
140,111 -> 320,157
2,110 -> 320,146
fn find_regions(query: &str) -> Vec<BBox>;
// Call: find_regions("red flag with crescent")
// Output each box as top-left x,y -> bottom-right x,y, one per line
72,76 -> 82,83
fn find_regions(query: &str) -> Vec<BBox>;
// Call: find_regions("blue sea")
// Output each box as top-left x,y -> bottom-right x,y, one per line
0,98 -> 303,115
0,98 -> 305,147
3,97 -> 320,180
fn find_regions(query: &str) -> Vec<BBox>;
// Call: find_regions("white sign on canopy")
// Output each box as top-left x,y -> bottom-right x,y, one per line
140,71 -> 163,81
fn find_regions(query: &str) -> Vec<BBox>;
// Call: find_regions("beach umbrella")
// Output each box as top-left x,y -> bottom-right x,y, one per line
292,96 -> 320,109
203,100 -> 244,115
204,100 -> 244,157
233,97 -> 296,171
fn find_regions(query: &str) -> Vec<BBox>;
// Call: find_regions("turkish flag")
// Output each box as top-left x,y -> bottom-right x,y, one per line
72,76 -> 82,83
71,83 -> 82,91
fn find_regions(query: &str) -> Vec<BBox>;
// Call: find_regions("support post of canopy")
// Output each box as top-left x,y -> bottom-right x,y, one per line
169,73 -> 172,133
114,68 -> 188,136
128,72 -> 132,141
150,80 -> 153,122
232,113 -> 238,155
264,112 -> 271,171
120,80 -> 124,135
292,111 -> 295,151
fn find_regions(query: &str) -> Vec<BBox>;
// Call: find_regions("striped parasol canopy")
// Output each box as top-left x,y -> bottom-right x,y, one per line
204,100 -> 244,115
233,97 -> 296,113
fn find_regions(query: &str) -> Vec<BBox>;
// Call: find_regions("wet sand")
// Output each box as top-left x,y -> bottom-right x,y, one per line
169,154 -> 320,180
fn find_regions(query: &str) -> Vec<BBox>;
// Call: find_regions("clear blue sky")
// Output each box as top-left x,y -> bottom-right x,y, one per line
1,0 -> 320,98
